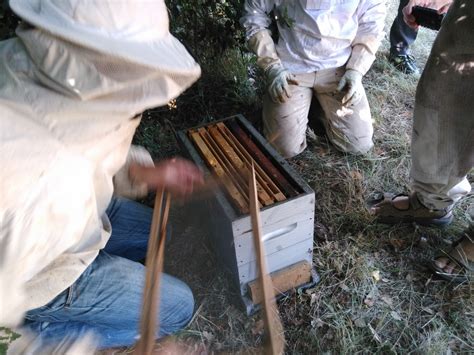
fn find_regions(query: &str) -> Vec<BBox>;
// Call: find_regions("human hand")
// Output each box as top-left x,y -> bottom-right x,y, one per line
336,69 -> 364,107
403,0 -> 452,29
266,64 -> 299,104
129,158 -> 204,199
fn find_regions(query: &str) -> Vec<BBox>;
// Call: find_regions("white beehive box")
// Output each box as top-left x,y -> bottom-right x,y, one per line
178,115 -> 317,313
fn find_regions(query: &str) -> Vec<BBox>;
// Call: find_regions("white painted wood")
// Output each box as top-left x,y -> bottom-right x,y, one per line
237,238 -> 313,288
178,116 -> 317,307
234,218 -> 314,266
231,193 -> 315,236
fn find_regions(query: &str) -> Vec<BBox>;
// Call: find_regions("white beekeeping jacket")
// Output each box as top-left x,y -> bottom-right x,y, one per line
241,0 -> 386,74
0,26 -> 200,326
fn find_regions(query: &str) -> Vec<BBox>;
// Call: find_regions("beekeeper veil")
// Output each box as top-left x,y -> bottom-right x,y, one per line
9,0 -> 201,105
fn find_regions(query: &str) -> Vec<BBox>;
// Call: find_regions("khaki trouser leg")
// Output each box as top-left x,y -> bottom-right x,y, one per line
411,0 -> 474,210
314,67 -> 374,155
262,76 -> 313,158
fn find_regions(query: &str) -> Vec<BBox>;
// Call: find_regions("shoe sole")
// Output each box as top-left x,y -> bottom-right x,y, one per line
377,213 -> 453,227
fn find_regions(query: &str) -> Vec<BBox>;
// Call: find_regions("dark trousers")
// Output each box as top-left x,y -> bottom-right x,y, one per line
389,0 -> 418,55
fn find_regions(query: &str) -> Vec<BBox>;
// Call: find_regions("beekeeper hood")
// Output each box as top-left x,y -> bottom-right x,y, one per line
9,0 -> 201,104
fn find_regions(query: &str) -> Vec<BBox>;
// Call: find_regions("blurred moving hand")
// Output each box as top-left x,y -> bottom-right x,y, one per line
130,158 -> 204,199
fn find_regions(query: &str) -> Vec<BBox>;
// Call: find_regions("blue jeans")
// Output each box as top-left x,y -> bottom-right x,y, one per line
389,0 -> 418,55
23,198 -> 194,349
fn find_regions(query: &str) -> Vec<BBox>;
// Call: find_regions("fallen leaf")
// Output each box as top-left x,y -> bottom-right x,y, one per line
371,270 -> 381,282
315,222 -> 331,241
202,331 -> 214,342
390,311 -> 402,321
364,297 -> 375,307
374,147 -> 385,156
381,295 -> 393,307
418,236 -> 429,248
350,170 -> 363,180
389,239 -> 407,250
340,283 -> 350,292
368,324 -> 382,343
310,293 -> 318,306
422,307 -> 435,315
325,330 -> 334,340
353,317 -> 366,328
251,320 -> 264,336
311,318 -> 324,328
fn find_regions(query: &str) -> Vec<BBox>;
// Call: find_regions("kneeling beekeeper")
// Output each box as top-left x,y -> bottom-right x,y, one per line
241,0 -> 386,158
0,0 -> 204,349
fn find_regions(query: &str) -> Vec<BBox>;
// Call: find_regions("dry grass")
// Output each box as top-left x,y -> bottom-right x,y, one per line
1,1 -> 473,354
138,2 -> 473,354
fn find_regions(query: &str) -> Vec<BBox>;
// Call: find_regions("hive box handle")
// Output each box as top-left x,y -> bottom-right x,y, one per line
262,223 -> 297,242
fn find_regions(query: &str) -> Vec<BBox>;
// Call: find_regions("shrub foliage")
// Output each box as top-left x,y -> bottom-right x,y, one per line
166,0 -> 246,60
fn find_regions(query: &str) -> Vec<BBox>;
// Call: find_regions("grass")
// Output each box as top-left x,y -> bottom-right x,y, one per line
136,2 -> 473,353
1,1 -> 472,354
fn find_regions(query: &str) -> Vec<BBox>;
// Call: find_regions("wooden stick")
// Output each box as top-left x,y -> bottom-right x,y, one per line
189,130 -> 249,213
228,121 -> 299,198
208,125 -> 275,206
135,189 -> 171,355
217,122 -> 286,202
198,128 -> 250,205
248,163 -> 285,355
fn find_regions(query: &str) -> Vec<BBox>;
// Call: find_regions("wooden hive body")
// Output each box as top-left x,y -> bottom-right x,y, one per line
177,115 -> 316,313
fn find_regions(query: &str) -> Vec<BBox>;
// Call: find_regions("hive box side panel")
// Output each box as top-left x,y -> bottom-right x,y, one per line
206,196 -> 240,285
177,130 -> 240,285
238,238 -> 314,292
232,192 -> 315,235
231,192 -> 314,266
235,218 -> 314,266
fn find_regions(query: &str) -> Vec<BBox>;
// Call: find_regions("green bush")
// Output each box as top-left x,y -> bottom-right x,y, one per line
0,2 -> 20,41
163,0 -> 263,126
166,0 -> 246,61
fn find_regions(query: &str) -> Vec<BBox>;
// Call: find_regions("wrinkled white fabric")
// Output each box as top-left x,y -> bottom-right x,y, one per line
9,0 -> 199,72
241,0 -> 386,75
263,68 -> 373,158
248,29 -> 281,70
0,25 -> 199,325
113,145 -> 155,199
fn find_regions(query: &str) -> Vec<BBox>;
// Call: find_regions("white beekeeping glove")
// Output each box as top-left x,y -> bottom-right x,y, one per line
336,69 -> 364,107
248,30 -> 298,103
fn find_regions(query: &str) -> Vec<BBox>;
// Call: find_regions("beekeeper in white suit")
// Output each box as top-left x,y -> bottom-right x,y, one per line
241,0 -> 386,157
0,0 -> 203,350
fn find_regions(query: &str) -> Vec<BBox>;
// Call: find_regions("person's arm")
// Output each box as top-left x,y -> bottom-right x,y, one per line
403,0 -> 453,29
129,157 -> 204,200
113,145 -> 155,199
337,0 -> 385,106
240,0 -> 298,103
346,0 -> 387,76
240,0 -> 274,44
